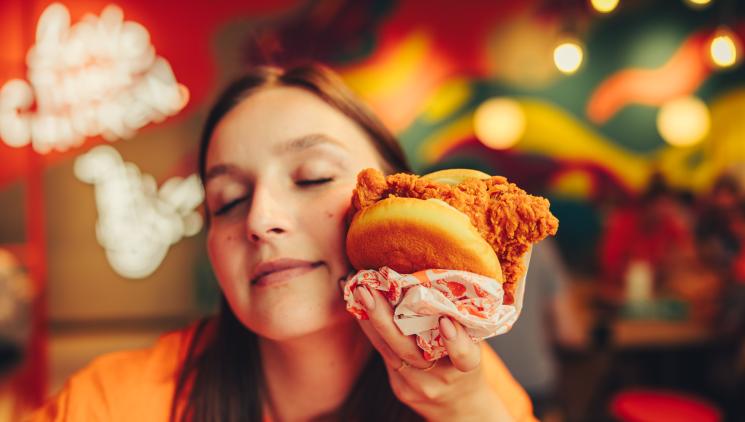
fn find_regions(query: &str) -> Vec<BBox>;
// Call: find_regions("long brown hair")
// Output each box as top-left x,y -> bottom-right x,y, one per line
171,63 -> 419,421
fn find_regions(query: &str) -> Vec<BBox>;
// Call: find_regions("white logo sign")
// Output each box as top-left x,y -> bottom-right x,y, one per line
74,146 -> 204,279
0,3 -> 189,153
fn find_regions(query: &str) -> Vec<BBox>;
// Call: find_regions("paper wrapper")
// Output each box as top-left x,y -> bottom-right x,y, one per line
343,249 -> 532,361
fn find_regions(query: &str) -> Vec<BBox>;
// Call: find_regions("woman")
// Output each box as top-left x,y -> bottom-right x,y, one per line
29,64 -> 535,421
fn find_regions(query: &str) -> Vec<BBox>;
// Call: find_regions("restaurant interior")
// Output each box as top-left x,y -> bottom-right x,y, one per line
1,0 -> 744,420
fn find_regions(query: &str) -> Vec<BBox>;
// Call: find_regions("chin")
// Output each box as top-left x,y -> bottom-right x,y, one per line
241,286 -> 350,341
248,308 -> 350,341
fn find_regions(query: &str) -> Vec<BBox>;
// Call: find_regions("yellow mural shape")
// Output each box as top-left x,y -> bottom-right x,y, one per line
420,89 -> 745,195
518,99 -> 650,190
658,87 -> 745,192
342,30 -> 432,99
420,98 -> 650,191
550,168 -> 596,199
420,78 -> 472,123
340,30 -> 454,132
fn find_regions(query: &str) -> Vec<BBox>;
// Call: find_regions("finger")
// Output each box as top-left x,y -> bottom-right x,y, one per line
439,316 -> 481,372
338,271 -> 356,290
354,286 -> 431,369
356,318 -> 402,366
351,288 -> 403,367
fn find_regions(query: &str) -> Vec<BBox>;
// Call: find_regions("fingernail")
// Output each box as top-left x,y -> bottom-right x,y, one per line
440,317 -> 457,340
357,287 -> 376,311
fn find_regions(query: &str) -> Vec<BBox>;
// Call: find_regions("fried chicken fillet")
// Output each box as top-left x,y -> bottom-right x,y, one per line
350,168 -> 559,304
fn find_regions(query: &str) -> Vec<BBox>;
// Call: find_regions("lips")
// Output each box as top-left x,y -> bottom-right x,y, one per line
250,258 -> 324,285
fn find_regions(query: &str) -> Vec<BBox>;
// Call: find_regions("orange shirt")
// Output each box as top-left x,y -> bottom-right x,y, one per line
27,324 -> 536,421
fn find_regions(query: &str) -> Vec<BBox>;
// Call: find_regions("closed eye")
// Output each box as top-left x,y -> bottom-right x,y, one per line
296,177 -> 334,187
215,196 -> 248,216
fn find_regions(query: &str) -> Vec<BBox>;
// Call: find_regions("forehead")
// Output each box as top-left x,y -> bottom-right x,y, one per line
206,86 -> 374,163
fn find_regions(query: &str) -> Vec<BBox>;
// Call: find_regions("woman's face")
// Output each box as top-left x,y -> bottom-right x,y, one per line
204,86 -> 385,340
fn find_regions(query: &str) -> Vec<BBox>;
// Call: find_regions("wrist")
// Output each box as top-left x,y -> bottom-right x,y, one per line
425,381 -> 512,422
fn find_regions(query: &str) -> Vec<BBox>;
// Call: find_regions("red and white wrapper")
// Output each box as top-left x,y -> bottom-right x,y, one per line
343,250 -> 531,361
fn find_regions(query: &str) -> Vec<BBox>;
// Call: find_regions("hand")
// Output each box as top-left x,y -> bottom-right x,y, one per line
349,284 -> 514,421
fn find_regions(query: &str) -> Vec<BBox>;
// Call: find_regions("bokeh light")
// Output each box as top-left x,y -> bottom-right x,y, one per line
473,97 -> 526,150
590,0 -> 620,14
684,0 -> 712,8
657,96 -> 710,147
554,39 -> 584,74
709,27 -> 741,68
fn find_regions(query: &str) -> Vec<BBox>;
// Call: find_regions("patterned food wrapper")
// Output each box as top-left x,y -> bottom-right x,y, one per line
343,249 -> 532,361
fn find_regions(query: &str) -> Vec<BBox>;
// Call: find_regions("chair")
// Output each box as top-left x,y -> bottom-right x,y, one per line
610,388 -> 721,422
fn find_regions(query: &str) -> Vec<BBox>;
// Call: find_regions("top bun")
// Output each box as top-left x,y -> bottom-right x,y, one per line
420,168 -> 491,185
346,194 -> 503,281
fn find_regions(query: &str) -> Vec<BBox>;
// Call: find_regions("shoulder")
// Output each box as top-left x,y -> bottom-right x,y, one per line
81,322 -> 195,383
26,320 -> 209,422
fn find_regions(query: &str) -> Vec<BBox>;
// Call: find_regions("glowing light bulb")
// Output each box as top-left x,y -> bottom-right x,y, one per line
709,27 -> 741,68
590,0 -> 619,14
473,98 -> 526,150
685,0 -> 712,8
554,39 -> 584,74
657,96 -> 710,147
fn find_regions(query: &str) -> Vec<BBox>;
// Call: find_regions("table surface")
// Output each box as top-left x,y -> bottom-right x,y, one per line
611,319 -> 713,348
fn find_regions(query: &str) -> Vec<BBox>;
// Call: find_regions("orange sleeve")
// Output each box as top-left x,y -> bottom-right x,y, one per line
24,359 -> 115,422
26,326 -> 534,421
481,343 -> 537,422
24,329 -> 190,422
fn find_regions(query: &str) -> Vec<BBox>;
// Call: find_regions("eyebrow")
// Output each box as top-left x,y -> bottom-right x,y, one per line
204,134 -> 348,183
273,133 -> 348,155
204,163 -> 241,183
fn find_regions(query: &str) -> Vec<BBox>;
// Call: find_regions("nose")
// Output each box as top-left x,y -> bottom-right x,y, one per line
245,183 -> 293,243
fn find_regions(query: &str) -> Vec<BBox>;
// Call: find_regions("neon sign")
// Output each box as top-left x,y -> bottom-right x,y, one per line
0,3 -> 188,153
74,146 -> 203,279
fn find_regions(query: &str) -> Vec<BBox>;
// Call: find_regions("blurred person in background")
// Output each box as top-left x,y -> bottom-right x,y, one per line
727,201 -> 745,421
0,249 -> 33,421
703,184 -> 745,422
599,172 -> 696,300
488,238 -> 587,421
27,63 -> 536,422
696,174 -> 742,282
692,174 -> 745,327
720,198 -> 745,334
731,200 -> 745,286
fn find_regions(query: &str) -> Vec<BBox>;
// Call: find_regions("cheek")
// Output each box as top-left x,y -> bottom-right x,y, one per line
301,190 -> 353,268
207,227 -> 244,291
